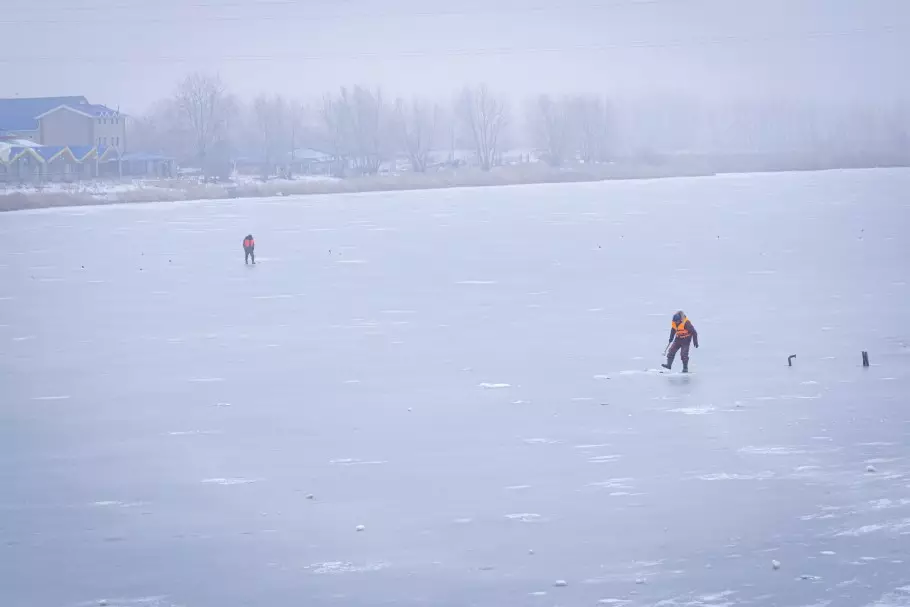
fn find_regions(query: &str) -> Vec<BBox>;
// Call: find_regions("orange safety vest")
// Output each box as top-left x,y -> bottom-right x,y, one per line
243,238 -> 254,248
672,317 -> 691,338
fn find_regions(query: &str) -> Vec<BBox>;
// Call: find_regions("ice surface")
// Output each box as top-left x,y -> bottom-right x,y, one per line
1,168 -> 909,606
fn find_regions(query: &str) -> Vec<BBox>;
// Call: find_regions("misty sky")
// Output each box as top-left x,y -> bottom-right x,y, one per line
2,0 -> 909,113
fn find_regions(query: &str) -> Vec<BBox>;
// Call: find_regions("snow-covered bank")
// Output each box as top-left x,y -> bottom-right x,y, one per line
0,164 -> 714,211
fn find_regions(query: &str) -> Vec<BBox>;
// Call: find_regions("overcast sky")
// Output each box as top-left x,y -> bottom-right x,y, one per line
2,0 -> 909,113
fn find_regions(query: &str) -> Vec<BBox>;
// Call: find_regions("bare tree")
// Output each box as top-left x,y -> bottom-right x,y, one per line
458,84 -> 507,171
394,97 -> 438,172
286,100 -> 306,178
349,86 -> 389,175
253,94 -> 288,179
532,94 -> 575,166
128,99 -> 190,160
321,90 -> 352,177
574,95 -> 611,163
320,86 -> 391,176
174,72 -> 233,178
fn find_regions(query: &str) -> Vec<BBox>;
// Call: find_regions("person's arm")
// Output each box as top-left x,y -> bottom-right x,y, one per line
688,321 -> 698,347
668,327 -> 677,343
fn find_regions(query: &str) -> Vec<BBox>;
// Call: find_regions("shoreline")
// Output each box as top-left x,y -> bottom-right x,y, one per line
2,161 -> 908,212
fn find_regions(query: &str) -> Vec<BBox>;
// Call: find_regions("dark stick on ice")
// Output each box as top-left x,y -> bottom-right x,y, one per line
862,351 -> 870,367
788,355 -> 796,367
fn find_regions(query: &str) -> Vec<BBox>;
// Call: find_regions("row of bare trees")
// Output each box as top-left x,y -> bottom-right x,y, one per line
129,72 -> 910,179
128,74 -> 570,178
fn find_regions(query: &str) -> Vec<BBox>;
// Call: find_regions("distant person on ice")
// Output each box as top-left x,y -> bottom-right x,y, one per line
662,310 -> 698,373
243,234 -> 255,265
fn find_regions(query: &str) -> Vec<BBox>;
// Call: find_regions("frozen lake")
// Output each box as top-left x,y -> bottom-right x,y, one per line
2,169 -> 909,607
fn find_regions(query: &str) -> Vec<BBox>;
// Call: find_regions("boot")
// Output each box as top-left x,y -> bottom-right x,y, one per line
661,362 -> 672,370
682,362 -> 689,373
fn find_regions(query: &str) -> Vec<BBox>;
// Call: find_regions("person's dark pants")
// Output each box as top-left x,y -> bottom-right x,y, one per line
244,248 -> 255,264
667,337 -> 692,368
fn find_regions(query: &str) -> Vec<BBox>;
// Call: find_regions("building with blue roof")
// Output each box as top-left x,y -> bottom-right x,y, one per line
0,96 -> 90,140
0,95 -> 125,151
0,95 -> 176,183
1,100 -> 177,185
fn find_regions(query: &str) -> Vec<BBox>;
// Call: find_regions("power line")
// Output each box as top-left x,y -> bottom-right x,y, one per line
4,1 -> 676,24
0,26 -> 902,64
11,0 -> 361,10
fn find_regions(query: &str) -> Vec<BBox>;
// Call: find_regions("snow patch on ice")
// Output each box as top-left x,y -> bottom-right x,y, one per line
669,405 -> 716,415
867,585 -> 910,607
168,430 -> 222,436
201,477 -> 260,485
479,382 -> 511,389
697,471 -> 775,481
835,519 -> 910,536
739,445 -> 808,455
329,458 -> 387,466
505,513 -> 543,523
31,395 -> 71,401
588,455 -> 622,463
457,280 -> 497,285
587,478 -> 633,489
189,377 -> 224,383
523,438 -> 560,445
304,561 -> 390,574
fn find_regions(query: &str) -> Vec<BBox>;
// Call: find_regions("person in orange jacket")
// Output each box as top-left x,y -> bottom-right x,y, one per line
243,234 -> 255,265
662,310 -> 698,373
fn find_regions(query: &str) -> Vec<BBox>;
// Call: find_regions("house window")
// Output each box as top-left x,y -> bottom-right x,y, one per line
115,137 -> 120,146
102,137 -> 107,145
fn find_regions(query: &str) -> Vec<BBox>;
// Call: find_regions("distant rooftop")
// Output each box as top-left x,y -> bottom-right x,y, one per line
0,96 -> 90,131
36,103 -> 120,120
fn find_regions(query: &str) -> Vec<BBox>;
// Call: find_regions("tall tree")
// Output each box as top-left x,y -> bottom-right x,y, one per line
458,84 -> 507,171
253,94 -> 288,179
394,97 -> 438,172
574,95 -> 611,163
321,90 -> 352,177
286,100 -> 307,178
532,94 -> 574,166
174,72 -> 233,178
